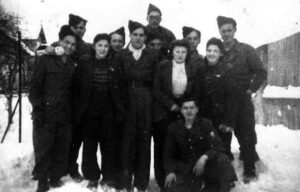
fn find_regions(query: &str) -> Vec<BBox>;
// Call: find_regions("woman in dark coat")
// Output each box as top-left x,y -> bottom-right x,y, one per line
196,37 -> 238,160
153,39 -> 199,191
73,33 -> 124,190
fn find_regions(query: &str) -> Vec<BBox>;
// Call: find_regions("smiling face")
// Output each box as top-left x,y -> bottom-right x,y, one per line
206,44 -> 222,65
94,39 -> 110,59
185,31 -> 200,51
147,11 -> 162,28
59,35 -> 76,56
110,33 -> 124,52
130,28 -> 146,49
172,46 -> 188,64
70,21 -> 86,39
219,23 -> 236,44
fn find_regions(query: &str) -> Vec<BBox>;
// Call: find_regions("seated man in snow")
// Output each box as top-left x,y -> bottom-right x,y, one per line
164,99 -> 237,192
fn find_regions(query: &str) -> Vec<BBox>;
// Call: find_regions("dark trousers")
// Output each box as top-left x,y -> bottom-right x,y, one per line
166,154 -> 237,192
122,87 -> 152,190
114,121 -> 125,189
209,117 -> 234,160
217,131 -> 233,160
153,112 -> 181,190
81,91 -> 117,182
68,122 -> 83,175
234,96 -> 259,172
32,119 -> 72,180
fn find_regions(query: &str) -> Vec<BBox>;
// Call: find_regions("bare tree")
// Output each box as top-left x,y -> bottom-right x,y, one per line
0,3 -> 21,124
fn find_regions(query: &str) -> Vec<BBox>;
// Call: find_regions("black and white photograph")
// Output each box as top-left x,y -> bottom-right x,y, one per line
0,0 -> 300,192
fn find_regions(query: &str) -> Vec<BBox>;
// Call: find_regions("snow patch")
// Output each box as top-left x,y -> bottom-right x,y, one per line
263,85 -> 300,99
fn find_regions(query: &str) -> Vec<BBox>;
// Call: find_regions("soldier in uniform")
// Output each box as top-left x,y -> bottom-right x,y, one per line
29,25 -> 77,192
164,99 -> 237,192
67,14 -> 92,60
67,13 -> 92,181
182,26 -> 204,71
36,14 -> 92,182
197,38 -> 238,160
146,3 -> 176,57
109,27 -> 126,54
217,16 -> 267,183
109,26 -> 126,189
119,20 -> 159,192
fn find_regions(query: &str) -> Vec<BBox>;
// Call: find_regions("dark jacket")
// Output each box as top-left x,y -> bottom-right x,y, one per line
197,59 -> 238,128
119,47 -> 159,91
29,55 -> 76,123
72,55 -> 125,124
153,60 -> 198,122
164,118 -> 224,175
223,39 -> 267,94
189,50 -> 204,71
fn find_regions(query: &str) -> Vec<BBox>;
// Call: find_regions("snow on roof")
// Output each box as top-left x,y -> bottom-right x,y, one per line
263,85 -> 300,99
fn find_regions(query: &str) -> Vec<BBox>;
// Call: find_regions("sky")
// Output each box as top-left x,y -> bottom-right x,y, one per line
1,0 -> 300,53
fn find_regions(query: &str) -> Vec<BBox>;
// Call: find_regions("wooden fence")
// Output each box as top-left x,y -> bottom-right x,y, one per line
256,32 -> 300,129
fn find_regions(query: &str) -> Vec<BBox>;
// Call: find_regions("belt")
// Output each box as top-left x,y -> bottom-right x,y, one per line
129,81 -> 151,88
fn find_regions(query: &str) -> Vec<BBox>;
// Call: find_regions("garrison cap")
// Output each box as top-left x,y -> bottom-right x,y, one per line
147,3 -> 162,15
182,26 -> 201,38
128,20 -> 146,34
68,14 -> 87,27
217,16 -> 237,28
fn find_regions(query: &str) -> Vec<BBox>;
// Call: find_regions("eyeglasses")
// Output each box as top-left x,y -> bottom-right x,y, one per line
149,15 -> 161,20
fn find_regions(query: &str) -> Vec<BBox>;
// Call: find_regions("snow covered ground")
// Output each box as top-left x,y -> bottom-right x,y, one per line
263,85 -> 300,99
1,96 -> 300,192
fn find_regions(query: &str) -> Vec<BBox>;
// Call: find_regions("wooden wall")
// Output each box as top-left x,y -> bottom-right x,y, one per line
256,32 -> 300,129
263,98 -> 300,130
267,32 -> 300,86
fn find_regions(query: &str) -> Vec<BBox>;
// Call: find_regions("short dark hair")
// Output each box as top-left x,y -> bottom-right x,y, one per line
180,98 -> 197,107
58,25 -> 77,41
93,33 -> 110,45
206,37 -> 224,53
168,39 -> 191,62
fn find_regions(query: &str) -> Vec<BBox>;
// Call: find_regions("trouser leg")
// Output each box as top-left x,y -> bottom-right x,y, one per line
235,97 -> 259,174
50,122 -> 72,179
203,154 -> 237,192
82,136 -> 101,180
121,108 -> 136,189
153,112 -> 180,190
153,120 -> 168,189
133,89 -> 152,190
100,105 -> 117,184
68,122 -> 83,175
32,120 -> 56,180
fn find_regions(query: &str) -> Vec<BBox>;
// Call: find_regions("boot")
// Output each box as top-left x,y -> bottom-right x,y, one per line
36,179 -> 49,192
243,163 -> 257,184
49,178 -> 64,188
87,180 -> 98,189
70,171 -> 84,182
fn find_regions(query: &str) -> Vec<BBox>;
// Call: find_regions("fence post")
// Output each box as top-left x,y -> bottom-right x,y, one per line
18,31 -> 22,143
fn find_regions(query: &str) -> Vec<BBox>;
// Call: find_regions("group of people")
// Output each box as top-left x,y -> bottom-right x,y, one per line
29,3 -> 267,192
